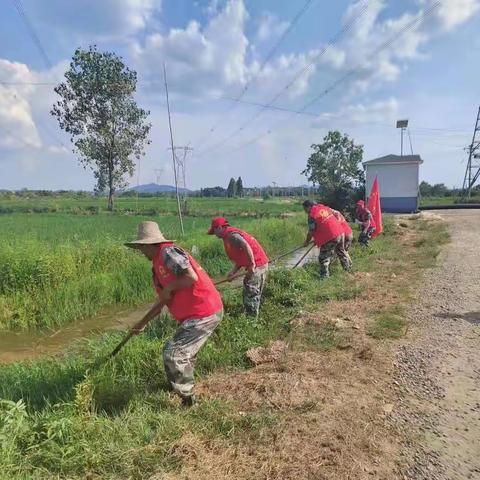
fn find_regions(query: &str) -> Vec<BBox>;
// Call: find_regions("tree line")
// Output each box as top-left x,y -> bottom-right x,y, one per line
48,45 -> 472,212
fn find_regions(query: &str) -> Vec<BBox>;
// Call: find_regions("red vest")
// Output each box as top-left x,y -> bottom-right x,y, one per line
310,204 -> 344,246
337,211 -> 353,237
356,206 -> 376,230
222,227 -> 269,268
152,243 -> 223,322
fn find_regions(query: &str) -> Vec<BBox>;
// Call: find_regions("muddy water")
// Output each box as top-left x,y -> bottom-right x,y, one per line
0,246 -> 319,365
0,304 -> 152,364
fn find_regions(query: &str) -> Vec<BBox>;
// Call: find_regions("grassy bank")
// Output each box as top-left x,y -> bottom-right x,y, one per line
0,214 -> 305,331
0,217 -> 410,480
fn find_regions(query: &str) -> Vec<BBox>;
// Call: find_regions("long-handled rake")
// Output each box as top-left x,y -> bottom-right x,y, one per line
106,243 -> 311,359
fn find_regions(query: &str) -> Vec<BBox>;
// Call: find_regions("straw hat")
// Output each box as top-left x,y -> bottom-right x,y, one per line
125,221 -> 172,248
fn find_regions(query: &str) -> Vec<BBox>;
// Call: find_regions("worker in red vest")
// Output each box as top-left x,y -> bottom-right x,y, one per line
302,200 -> 351,278
332,209 -> 354,253
355,200 -> 376,247
208,217 -> 269,317
125,221 -> 223,407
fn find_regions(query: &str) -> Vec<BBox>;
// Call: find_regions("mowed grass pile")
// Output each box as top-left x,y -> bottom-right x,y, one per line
0,218 -> 407,480
0,213 -> 305,330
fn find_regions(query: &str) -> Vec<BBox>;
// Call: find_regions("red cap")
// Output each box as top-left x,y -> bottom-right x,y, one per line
208,216 -> 229,234
356,200 -> 365,207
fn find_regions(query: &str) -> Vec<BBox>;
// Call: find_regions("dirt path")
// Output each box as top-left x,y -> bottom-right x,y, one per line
394,210 -> 480,479
157,211 -> 480,480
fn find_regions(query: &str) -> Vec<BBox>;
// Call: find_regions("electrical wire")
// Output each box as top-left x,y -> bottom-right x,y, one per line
11,0 -> 52,69
206,1 -> 441,159
193,0 -> 316,152
196,0 -> 370,157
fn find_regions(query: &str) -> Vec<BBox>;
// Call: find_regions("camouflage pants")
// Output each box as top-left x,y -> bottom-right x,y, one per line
243,265 -> 268,316
358,227 -> 375,247
163,309 -> 223,399
344,233 -> 353,252
319,236 -> 351,278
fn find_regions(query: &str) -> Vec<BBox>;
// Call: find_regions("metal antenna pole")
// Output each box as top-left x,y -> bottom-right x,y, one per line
136,156 -> 141,214
163,62 -> 184,235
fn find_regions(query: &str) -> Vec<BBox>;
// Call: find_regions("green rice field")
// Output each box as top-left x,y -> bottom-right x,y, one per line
0,209 -> 305,330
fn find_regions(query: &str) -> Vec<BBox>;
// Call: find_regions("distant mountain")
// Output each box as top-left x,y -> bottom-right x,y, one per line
129,183 -> 191,194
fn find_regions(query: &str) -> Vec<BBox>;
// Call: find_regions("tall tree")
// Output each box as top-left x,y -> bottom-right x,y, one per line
51,46 -> 151,210
227,177 -> 237,198
419,181 -> 433,197
236,176 -> 244,197
302,130 -> 364,210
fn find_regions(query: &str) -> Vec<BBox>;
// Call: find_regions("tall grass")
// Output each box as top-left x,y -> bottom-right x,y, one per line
0,230 -> 393,479
0,214 -> 305,330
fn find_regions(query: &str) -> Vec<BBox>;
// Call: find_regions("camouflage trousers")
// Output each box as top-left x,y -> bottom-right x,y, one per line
243,265 -> 268,317
358,227 -> 375,247
163,309 -> 223,399
344,233 -> 353,252
319,235 -> 351,278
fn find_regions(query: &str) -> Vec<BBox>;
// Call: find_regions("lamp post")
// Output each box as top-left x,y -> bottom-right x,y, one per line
396,119 -> 409,157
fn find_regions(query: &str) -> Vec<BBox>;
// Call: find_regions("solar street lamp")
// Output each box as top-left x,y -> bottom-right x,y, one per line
396,119 -> 409,156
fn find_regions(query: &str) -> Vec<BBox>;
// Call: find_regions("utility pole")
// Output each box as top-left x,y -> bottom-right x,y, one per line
136,156 -> 141,214
163,62 -> 184,235
462,106 -> 480,199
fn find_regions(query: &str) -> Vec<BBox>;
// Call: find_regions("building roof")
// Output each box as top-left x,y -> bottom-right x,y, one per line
363,154 -> 423,166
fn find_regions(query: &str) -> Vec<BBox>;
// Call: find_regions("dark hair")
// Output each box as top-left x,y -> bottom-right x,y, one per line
302,200 -> 315,209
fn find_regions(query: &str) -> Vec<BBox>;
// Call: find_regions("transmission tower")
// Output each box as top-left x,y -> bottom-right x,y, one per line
154,168 -> 164,185
462,106 -> 480,199
169,146 -> 193,194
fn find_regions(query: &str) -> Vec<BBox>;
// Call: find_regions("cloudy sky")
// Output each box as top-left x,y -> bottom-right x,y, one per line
0,0 -> 478,190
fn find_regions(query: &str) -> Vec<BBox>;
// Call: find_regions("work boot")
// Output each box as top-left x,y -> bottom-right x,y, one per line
181,395 -> 196,408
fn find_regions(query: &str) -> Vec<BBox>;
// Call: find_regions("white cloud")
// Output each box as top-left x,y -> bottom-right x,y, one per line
421,0 -> 480,31
0,60 -> 41,150
132,0 -> 249,97
132,0 -> 325,101
311,98 -> 400,129
256,12 -> 289,42
24,0 -> 161,39
321,0 -> 478,94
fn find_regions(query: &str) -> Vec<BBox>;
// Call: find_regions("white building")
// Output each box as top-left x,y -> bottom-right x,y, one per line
363,154 -> 423,213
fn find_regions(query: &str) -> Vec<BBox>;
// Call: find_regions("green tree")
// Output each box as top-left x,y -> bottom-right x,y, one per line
431,183 -> 449,197
227,177 -> 237,198
236,176 -> 244,197
51,46 -> 151,211
302,130 -> 364,210
419,181 -> 433,197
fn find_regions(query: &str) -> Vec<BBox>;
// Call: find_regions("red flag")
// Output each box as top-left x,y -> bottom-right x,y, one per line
367,176 -> 383,237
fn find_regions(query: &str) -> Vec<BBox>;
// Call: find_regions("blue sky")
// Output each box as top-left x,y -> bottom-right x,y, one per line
0,0 -> 479,190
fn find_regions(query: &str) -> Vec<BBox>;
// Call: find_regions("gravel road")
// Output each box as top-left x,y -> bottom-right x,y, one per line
393,210 -> 480,479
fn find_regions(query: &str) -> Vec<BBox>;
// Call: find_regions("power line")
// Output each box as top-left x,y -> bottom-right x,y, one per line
207,1 -> 441,159
196,1 -> 370,157
194,0 -> 316,151
11,0 -> 52,69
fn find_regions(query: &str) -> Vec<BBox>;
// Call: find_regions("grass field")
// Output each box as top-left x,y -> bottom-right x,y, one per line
0,195 -> 305,216
0,216 -> 407,480
419,195 -> 480,206
0,212 -> 305,331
